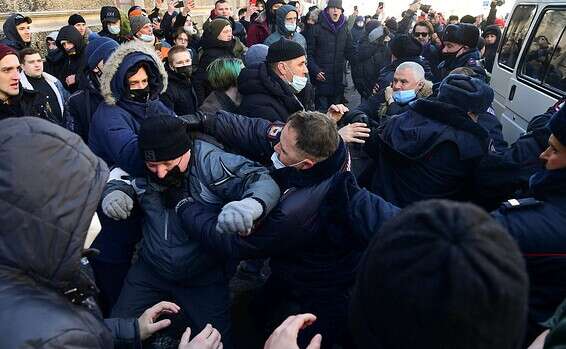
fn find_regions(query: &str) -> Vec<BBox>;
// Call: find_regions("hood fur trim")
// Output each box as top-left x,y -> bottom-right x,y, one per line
100,40 -> 168,105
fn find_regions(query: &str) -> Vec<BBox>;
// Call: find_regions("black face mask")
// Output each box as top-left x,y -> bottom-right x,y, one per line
176,65 -> 192,79
129,86 -> 150,103
442,46 -> 463,60
147,165 -> 186,188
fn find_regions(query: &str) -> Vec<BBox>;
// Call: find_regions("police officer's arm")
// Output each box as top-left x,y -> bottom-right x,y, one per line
177,199 -> 313,260
202,111 -> 282,163
347,188 -> 401,244
198,145 -> 281,215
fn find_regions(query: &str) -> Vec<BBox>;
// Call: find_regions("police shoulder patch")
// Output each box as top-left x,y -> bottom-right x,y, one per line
267,124 -> 284,141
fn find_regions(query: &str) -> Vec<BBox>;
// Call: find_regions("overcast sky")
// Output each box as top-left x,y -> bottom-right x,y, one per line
341,0 -> 514,20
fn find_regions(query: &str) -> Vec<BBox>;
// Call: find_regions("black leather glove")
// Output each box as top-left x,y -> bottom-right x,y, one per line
177,111 -> 208,131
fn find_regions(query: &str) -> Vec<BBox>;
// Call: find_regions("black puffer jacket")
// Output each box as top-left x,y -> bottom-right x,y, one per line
237,63 -> 304,122
161,65 -> 198,116
45,25 -> 86,93
306,11 -> 354,97
351,35 -> 390,99
0,117 -> 139,348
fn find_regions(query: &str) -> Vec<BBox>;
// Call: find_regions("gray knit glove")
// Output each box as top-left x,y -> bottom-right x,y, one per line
216,198 -> 263,236
102,190 -> 133,220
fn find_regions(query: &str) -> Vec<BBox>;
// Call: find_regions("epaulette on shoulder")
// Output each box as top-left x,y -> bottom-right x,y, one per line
502,197 -> 543,210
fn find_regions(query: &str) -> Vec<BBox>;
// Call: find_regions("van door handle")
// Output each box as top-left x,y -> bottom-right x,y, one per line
509,85 -> 516,101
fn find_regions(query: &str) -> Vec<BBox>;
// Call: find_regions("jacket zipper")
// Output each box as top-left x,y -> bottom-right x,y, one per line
164,211 -> 169,241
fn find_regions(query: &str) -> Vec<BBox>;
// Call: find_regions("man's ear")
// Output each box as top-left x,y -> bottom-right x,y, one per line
300,158 -> 316,170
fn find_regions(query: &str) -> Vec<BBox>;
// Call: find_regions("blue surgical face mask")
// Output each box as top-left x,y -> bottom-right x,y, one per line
285,23 -> 297,32
271,152 -> 286,169
139,34 -> 155,43
290,75 -> 308,93
393,89 -> 417,104
271,152 -> 305,169
108,25 -> 121,35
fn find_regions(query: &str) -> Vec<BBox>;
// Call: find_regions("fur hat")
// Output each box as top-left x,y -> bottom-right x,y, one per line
442,23 -> 480,48
437,74 -> 494,114
549,104 -> 566,146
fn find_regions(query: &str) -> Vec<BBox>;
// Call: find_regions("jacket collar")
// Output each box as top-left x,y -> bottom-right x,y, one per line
271,139 -> 350,190
409,98 -> 488,141
529,168 -> 566,198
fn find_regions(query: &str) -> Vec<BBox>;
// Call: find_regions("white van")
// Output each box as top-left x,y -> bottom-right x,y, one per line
491,0 -> 566,143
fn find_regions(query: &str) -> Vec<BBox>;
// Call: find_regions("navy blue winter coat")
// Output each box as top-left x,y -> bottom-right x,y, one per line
364,98 -> 489,207
89,41 -> 175,177
492,170 -> 566,338
65,71 -> 104,143
180,112 -> 359,292
438,48 -> 484,80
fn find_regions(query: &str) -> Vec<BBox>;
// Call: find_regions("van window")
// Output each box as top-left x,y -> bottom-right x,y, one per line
498,5 -> 537,69
520,9 -> 566,94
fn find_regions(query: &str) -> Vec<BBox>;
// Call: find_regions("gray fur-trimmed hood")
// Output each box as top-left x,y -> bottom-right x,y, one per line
100,40 -> 168,105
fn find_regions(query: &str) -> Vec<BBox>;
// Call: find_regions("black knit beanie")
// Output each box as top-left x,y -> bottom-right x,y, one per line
349,199 -> 528,349
68,14 -> 86,26
138,116 -> 192,162
266,37 -> 306,63
389,34 -> 422,59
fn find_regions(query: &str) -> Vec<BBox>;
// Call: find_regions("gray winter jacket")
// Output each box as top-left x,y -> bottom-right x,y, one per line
0,117 -> 140,348
105,136 -> 281,284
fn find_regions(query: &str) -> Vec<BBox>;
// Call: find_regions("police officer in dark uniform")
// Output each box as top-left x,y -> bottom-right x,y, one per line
491,104 -> 566,345
328,103 -> 566,347
438,23 -> 485,80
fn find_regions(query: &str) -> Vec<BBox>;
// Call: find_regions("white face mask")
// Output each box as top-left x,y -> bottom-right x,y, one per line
285,23 -> 297,32
184,25 -> 197,35
271,151 -> 306,169
84,212 -> 101,249
290,75 -> 308,93
108,25 -> 121,35
139,34 -> 155,43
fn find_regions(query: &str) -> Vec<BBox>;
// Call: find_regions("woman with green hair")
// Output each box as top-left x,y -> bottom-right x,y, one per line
199,57 -> 244,114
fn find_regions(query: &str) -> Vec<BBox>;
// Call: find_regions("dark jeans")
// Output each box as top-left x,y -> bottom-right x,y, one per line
111,256 -> 233,349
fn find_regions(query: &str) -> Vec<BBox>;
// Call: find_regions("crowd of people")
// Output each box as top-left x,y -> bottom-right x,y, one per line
0,0 -> 566,348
